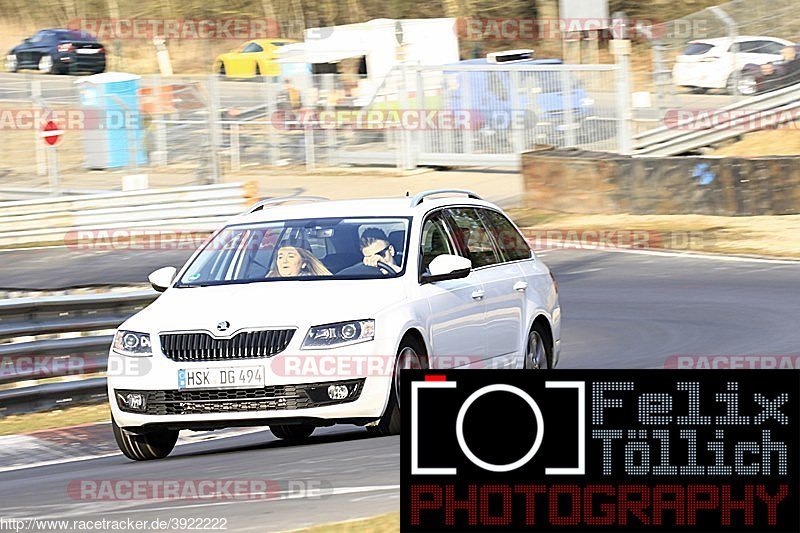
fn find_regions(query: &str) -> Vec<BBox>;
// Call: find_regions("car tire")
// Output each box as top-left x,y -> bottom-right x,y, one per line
367,335 -> 426,436
219,62 -> 226,76
255,64 -> 261,76
726,72 -> 757,96
38,54 -> 54,74
270,423 -> 315,441
112,417 -> 179,460
5,54 -> 18,73
524,324 -> 551,370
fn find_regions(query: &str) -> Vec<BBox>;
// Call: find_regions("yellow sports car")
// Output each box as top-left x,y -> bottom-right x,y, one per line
214,39 -> 297,78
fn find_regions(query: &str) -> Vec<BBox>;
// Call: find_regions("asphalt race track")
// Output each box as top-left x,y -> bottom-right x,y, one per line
1,247 -> 800,531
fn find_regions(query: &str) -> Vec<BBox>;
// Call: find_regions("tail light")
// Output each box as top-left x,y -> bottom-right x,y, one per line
98,47 -> 105,54
549,271 -> 558,293
57,43 -> 75,53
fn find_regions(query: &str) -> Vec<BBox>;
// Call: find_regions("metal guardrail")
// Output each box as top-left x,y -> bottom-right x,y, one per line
0,290 -> 158,416
0,182 -> 255,248
633,82 -> 800,156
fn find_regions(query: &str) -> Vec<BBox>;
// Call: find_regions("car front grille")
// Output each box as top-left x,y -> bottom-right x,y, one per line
159,329 -> 295,362
115,379 -> 364,415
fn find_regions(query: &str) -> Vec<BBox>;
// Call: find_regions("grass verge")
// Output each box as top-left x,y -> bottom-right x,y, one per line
506,210 -> 800,260
289,513 -> 399,533
0,403 -> 109,437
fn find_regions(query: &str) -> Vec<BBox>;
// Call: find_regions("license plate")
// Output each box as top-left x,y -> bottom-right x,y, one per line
77,49 -> 99,54
178,366 -> 264,389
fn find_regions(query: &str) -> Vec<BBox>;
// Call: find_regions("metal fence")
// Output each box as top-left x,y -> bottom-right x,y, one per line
0,62 -> 626,190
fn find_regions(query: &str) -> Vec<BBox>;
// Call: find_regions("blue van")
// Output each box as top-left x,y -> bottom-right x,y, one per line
442,55 -> 603,147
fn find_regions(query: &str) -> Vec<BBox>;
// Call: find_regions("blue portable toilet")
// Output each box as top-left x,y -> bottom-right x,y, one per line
77,72 -> 147,169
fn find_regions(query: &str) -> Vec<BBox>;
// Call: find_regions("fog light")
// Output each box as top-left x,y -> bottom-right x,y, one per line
118,392 -> 146,412
327,384 -> 349,400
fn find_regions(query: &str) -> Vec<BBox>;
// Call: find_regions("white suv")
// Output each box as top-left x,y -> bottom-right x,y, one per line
108,190 -> 561,460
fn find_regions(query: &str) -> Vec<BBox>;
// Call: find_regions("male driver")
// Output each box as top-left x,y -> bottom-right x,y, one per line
339,227 -> 401,275
360,227 -> 401,272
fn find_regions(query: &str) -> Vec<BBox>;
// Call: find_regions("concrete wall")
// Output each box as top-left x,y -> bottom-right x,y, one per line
522,150 -> 800,215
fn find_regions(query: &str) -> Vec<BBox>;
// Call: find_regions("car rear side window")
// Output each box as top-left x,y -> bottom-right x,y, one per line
682,43 -> 714,55
762,41 -> 788,55
446,207 -> 501,268
243,43 -> 264,53
478,209 -> 532,262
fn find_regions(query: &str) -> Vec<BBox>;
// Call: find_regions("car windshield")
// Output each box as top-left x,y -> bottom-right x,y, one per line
177,217 -> 410,286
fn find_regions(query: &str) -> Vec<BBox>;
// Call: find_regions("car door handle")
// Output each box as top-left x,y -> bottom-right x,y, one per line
513,281 -> 528,292
471,289 -> 485,301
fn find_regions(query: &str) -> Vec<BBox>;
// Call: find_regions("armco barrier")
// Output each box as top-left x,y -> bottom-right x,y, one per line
0,290 -> 159,416
0,182 -> 257,248
523,150 -> 800,215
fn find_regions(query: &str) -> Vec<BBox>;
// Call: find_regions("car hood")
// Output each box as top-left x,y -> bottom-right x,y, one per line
123,278 -> 408,334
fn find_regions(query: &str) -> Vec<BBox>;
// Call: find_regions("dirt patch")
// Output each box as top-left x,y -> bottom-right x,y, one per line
509,210 -> 800,259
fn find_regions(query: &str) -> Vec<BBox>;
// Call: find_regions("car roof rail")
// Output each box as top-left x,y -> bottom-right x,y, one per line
409,189 -> 483,207
244,196 -> 330,214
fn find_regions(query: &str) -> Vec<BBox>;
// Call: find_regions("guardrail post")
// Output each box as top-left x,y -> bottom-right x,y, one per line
230,123 -> 240,172
399,62 -> 416,170
304,122 -> 315,171
612,40 -> 634,155
509,70 -> 524,154
31,80 -> 47,177
264,78 -> 279,166
206,75 -> 222,184
323,74 -> 336,165
416,67 -> 425,156
559,69 -> 577,148
154,121 -> 167,166
710,6 -> 739,100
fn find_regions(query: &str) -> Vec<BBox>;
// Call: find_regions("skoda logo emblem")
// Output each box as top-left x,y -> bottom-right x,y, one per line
216,321 -> 230,332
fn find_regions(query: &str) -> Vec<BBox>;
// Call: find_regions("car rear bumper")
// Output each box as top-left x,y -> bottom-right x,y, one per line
56,52 -> 105,72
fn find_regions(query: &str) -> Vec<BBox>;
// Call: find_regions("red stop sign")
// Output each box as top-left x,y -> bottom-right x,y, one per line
42,120 -> 63,146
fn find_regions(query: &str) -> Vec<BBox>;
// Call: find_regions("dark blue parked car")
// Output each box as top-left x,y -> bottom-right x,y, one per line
5,29 -> 106,75
442,57 -> 607,148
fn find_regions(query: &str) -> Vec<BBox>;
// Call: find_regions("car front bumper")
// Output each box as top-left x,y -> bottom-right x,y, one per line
108,336 -> 397,430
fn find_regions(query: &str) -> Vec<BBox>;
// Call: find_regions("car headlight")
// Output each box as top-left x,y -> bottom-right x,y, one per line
301,320 -> 375,349
112,330 -> 152,357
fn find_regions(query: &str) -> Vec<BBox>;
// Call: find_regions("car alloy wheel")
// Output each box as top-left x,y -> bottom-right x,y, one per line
5,54 -> 17,72
367,336 -> 425,436
525,329 -> 549,370
38,55 -> 53,74
112,417 -> 179,460
737,75 -> 757,96
393,346 -> 422,410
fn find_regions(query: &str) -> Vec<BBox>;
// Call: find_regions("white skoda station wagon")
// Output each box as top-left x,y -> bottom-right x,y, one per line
108,190 -> 561,460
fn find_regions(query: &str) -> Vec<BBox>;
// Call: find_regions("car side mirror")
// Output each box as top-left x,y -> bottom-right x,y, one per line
420,254 -> 471,284
148,266 -> 177,292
